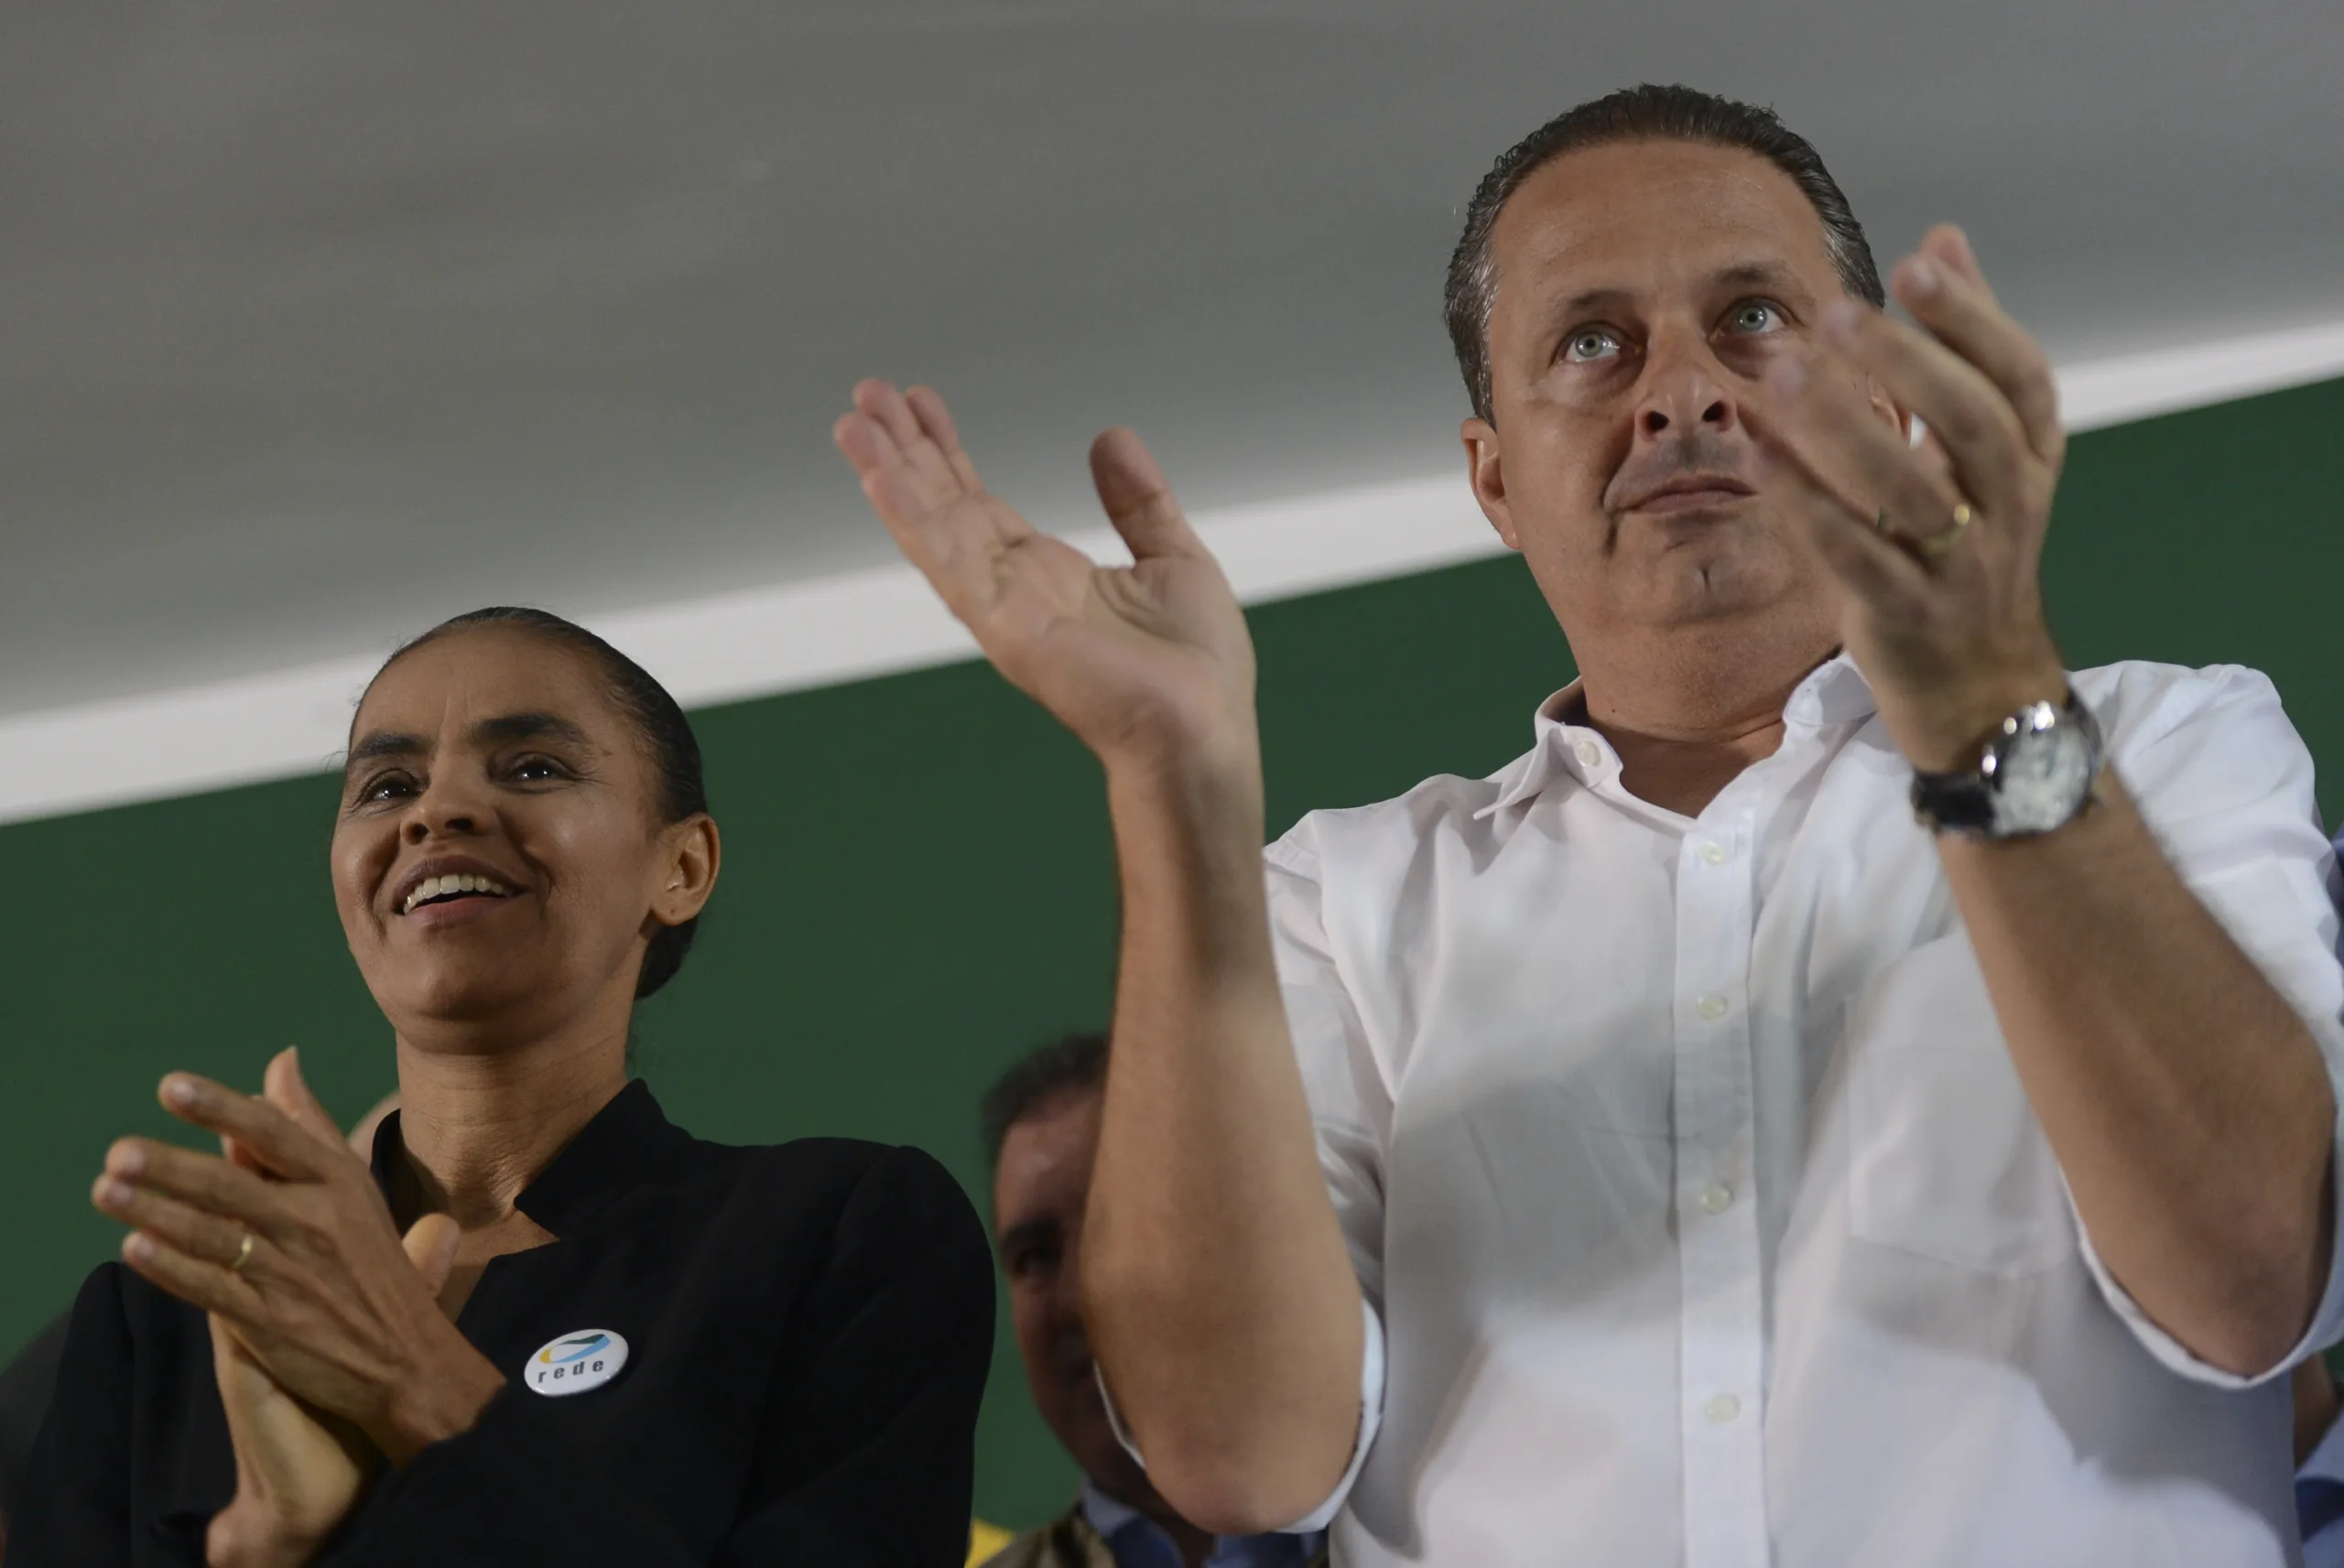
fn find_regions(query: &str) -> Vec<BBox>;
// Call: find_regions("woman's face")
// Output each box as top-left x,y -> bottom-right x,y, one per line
331,626 -> 717,1046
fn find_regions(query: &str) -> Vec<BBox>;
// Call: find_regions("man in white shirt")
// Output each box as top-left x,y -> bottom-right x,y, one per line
835,83 -> 2344,1566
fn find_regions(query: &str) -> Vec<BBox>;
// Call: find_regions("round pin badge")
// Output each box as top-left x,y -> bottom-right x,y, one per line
524,1328 -> 630,1397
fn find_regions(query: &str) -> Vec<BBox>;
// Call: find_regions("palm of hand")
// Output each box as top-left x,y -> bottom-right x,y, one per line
206,1315 -> 374,1568
837,382 -> 1255,772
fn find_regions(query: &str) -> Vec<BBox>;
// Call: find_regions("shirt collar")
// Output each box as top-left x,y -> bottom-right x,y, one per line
1476,651 -> 1876,820
1080,1478 -> 1147,1541
369,1076 -> 698,1237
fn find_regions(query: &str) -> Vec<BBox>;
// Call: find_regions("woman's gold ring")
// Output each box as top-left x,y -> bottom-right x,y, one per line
229,1231 -> 255,1274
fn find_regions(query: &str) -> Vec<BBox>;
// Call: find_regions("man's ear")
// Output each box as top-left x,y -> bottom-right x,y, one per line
651,814 -> 721,927
1461,417 -> 1524,552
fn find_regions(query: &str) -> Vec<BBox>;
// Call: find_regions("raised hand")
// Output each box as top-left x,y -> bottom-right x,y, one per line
1750,224 -> 2070,772
833,380 -> 1258,778
196,1076 -> 461,1568
92,1049 -> 500,1472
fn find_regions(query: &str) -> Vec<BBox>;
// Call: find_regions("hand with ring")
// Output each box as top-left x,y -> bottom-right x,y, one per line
91,1049 -> 488,1563
1752,224 -> 2070,773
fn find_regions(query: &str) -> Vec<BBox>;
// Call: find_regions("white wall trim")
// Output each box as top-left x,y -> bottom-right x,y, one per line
5,319 -> 2340,828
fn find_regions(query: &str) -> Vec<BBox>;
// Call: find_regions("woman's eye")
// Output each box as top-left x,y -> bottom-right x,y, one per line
1563,328 -> 1621,363
358,773 -> 415,804
1729,301 -> 1782,335
510,755 -> 566,783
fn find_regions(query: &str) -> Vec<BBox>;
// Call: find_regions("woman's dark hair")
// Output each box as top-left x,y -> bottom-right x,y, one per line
370,606 -> 711,999
1444,83 -> 1885,425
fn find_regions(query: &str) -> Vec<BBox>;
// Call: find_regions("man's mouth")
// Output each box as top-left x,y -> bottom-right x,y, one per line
399,872 -> 520,916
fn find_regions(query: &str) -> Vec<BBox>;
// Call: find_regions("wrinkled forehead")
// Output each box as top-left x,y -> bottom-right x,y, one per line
1489,138 -> 1846,320
348,626 -> 622,756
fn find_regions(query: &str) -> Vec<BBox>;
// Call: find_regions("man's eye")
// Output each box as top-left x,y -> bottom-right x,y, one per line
1729,301 -> 1782,334
1564,329 -> 1621,363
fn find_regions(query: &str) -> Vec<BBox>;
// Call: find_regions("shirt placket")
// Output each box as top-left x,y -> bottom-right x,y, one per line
1672,794 -> 1769,1568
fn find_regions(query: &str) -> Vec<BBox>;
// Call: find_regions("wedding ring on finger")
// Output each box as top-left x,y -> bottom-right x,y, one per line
1917,502 -> 1975,560
228,1231 -> 255,1273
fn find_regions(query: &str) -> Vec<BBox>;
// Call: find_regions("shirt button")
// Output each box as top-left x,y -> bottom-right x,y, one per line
1573,739 -> 1603,770
1704,1393 -> 1742,1424
1699,841 -> 1727,866
1696,994 -> 1729,1021
1699,1184 -> 1734,1215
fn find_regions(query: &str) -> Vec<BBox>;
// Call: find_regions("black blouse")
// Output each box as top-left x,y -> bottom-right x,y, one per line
13,1081 -> 994,1566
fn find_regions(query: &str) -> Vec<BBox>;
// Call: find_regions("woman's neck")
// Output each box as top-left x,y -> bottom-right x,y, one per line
390,1020 -> 630,1233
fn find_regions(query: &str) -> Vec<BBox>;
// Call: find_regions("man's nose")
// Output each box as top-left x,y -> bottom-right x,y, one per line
1635,334 -> 1739,441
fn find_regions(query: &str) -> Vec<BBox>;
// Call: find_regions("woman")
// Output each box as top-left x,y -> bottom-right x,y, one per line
14,607 -> 993,1566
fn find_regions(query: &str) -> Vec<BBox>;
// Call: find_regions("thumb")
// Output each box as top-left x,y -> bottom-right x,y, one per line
263,1047 -> 343,1150
401,1214 -> 463,1304
1089,428 -> 1205,563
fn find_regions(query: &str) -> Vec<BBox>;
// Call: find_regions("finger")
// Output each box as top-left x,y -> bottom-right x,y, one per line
1916,223 -> 1992,301
263,1047 -> 346,1152
122,1228 -> 261,1319
402,1214 -> 462,1304
1753,354 -> 1966,553
159,1074 -> 331,1181
93,1169 -> 252,1266
1818,300 -> 2033,514
852,379 -> 971,503
1752,439 -> 1937,611
106,1137 -> 288,1226
1089,428 -> 1208,563
904,384 -> 986,495
1890,243 -> 2062,468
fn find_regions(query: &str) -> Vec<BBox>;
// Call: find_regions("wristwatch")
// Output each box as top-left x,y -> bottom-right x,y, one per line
1909,691 -> 2104,838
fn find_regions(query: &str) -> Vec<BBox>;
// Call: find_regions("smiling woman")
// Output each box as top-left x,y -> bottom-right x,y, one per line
10,608 -> 995,1568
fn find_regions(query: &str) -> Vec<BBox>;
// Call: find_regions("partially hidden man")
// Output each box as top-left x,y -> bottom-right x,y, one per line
837,85 -> 2344,1566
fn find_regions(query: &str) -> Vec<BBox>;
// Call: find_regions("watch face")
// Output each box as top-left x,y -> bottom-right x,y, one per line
1993,719 -> 2095,834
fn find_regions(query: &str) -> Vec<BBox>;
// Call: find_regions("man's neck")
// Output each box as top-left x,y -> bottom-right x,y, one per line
1575,633 -> 1837,818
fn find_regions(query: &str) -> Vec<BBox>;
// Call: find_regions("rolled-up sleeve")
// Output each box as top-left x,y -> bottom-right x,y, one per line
2069,663 -> 2344,1387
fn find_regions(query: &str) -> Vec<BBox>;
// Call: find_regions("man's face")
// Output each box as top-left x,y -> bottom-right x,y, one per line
993,1087 -> 1154,1499
1467,138 -> 1892,659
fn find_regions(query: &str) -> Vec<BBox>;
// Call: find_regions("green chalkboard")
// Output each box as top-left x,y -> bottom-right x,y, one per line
2,376 -> 2339,1528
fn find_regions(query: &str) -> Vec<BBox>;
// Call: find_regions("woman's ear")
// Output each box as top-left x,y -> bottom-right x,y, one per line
650,815 -> 721,927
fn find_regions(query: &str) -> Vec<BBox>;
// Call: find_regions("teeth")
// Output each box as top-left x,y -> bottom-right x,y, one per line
401,871 -> 518,915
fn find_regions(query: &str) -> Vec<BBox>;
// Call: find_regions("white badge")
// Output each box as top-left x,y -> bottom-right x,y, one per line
524,1328 -> 630,1397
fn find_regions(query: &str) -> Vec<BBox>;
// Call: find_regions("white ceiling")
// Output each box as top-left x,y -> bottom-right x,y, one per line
5,0 -> 2341,721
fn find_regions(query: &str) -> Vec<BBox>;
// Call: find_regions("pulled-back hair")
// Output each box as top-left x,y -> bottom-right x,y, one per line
1444,83 -> 1885,424
979,1033 -> 1108,1167
372,606 -> 711,1000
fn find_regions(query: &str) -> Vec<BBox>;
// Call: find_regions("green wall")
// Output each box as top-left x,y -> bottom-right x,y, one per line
2,376 -> 2339,1527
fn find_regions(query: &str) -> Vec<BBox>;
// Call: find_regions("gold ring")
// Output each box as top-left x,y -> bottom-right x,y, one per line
229,1232 -> 255,1274
1917,502 -> 1974,560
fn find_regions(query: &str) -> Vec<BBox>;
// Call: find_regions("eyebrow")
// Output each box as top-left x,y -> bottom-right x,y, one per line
343,711 -> 597,774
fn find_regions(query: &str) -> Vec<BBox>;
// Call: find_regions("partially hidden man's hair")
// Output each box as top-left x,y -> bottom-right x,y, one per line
979,1033 -> 1108,1167
1443,82 -> 1886,425
370,606 -> 711,1000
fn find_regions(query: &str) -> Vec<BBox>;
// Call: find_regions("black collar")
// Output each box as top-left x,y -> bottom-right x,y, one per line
368,1077 -> 698,1237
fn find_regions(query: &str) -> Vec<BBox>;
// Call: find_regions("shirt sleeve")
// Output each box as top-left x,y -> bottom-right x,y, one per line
1260,821 -> 1394,1528
7,1268 -> 139,1566
328,1146 -> 995,1567
2066,663 -> 2344,1388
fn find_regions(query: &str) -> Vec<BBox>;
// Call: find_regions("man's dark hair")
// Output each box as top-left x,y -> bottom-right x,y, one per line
980,1033 -> 1108,1167
368,606 -> 711,1000
1443,83 -> 1885,424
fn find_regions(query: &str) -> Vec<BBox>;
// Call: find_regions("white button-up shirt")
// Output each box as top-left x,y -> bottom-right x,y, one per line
1269,655 -> 2344,1567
